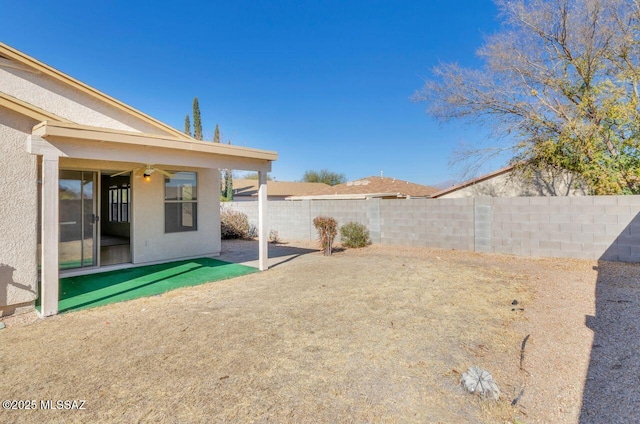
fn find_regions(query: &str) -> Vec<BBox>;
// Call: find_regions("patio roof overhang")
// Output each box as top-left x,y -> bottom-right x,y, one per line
28,120 -> 277,172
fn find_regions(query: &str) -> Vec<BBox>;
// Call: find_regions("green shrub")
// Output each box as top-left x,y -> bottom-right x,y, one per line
221,209 -> 250,239
340,222 -> 371,248
313,216 -> 338,256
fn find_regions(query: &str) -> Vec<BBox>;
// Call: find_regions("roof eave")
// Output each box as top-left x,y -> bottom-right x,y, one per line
0,92 -> 73,123
430,165 -> 516,198
0,42 -> 191,140
32,121 -> 278,162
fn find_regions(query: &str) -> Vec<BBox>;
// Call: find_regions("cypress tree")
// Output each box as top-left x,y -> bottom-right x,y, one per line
192,97 -> 203,140
224,140 -> 233,200
213,124 -> 221,143
216,125 -> 223,197
224,171 -> 233,200
184,115 -> 191,137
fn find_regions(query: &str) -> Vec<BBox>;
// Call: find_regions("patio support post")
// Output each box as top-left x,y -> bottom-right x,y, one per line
40,151 -> 60,316
258,170 -> 268,271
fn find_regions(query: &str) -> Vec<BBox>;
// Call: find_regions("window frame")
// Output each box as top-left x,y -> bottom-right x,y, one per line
164,171 -> 198,233
108,183 -> 130,223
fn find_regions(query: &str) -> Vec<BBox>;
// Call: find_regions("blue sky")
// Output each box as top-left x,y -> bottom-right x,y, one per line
1,0 -> 502,186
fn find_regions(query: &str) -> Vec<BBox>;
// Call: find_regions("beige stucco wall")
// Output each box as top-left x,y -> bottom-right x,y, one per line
131,166 -> 221,263
0,66 -> 167,135
439,169 -> 589,198
0,109 -> 38,313
61,159 -> 221,265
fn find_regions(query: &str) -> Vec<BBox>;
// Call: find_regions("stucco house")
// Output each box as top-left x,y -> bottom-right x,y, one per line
0,43 -> 276,317
431,165 -> 588,198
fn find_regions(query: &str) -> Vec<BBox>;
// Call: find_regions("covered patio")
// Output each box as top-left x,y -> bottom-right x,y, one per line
28,121 -> 277,317
36,239 -> 319,314
37,257 -> 257,314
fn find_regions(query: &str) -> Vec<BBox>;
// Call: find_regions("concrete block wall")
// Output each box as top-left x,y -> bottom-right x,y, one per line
492,196 -> 640,261
379,198 -> 474,250
226,199 -> 475,248
309,200 -> 370,242
226,195 -> 640,263
474,197 -> 492,253
223,201 -> 304,240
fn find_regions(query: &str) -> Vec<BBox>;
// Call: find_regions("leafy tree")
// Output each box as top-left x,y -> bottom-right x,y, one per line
192,97 -> 203,140
213,123 -> 221,143
184,115 -> 191,137
302,169 -> 346,186
414,0 -> 640,194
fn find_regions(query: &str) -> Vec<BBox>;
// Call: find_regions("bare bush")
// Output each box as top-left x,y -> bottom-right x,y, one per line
313,216 -> 338,256
269,230 -> 281,244
220,209 -> 250,239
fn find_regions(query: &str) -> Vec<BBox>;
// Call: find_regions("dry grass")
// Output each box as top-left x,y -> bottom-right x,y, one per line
0,244 -> 581,423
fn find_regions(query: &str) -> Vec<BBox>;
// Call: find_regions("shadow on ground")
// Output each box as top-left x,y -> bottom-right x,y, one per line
219,239 -> 318,269
580,213 -> 640,423
0,263 -> 37,316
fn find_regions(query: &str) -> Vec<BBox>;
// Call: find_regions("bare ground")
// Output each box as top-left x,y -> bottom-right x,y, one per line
0,241 -> 637,423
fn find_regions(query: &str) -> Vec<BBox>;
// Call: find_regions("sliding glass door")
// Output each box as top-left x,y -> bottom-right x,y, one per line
59,171 -> 97,269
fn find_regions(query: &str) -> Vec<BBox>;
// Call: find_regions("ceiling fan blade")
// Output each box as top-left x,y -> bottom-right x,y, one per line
110,168 -> 138,178
154,168 -> 174,179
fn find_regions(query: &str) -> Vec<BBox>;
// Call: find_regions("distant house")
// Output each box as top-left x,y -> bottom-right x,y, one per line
287,176 -> 439,200
232,179 -> 332,201
431,165 -> 588,198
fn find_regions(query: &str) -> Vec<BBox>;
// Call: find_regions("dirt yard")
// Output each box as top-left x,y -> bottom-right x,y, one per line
1,241 -> 638,423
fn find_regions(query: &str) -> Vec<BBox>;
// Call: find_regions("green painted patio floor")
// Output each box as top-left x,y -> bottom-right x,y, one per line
38,258 -> 257,314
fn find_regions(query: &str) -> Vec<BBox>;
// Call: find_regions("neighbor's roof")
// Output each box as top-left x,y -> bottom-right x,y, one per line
430,165 -> 516,198
287,192 -> 416,200
288,176 -> 439,200
233,179 -> 333,197
0,42 -> 189,139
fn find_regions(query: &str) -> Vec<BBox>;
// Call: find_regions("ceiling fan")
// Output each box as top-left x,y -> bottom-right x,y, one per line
110,164 -> 174,179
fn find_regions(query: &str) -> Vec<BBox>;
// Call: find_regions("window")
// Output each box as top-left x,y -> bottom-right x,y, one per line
165,171 -> 197,233
108,183 -> 130,223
